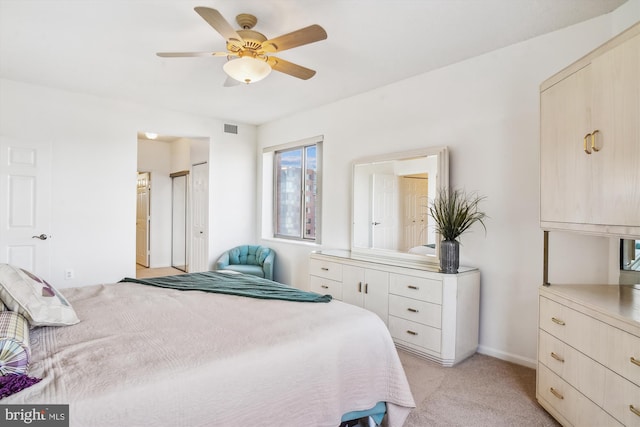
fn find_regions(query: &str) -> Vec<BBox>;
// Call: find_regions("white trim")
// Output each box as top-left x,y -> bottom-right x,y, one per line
261,135 -> 323,153
477,345 -> 537,369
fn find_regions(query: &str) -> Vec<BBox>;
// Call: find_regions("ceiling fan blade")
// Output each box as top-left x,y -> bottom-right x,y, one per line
261,25 -> 327,53
156,51 -> 229,58
194,7 -> 243,48
267,57 -> 316,80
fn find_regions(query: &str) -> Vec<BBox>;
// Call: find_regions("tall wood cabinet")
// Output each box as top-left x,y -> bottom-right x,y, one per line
540,22 -> 640,236
538,21 -> 640,427
309,250 -> 480,367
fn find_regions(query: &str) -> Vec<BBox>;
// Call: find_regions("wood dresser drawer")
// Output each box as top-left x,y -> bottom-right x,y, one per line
389,273 -> 442,304
539,330 -> 606,406
388,316 -> 441,353
309,275 -> 342,300
606,326 -> 640,388
603,368 -> 640,426
539,296 -> 608,364
309,258 -> 343,281
389,294 -> 441,328
538,363 -> 623,427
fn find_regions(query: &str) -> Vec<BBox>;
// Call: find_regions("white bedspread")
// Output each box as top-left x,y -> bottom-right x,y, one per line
5,282 -> 415,426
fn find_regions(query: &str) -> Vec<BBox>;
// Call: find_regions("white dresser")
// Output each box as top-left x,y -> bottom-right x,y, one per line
309,250 -> 480,367
537,285 -> 640,426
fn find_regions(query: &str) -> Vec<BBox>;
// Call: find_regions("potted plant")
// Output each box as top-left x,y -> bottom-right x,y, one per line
429,188 -> 487,273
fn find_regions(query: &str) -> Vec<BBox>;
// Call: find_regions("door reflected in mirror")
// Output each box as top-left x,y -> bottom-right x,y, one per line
352,147 -> 449,262
620,239 -> 640,285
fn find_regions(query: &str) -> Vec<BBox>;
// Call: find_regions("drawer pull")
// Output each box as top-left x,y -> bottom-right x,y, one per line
630,405 -> 640,417
550,352 -> 565,363
631,357 -> 640,367
406,330 -> 418,336
321,285 -> 329,289
407,285 -> 419,290
407,308 -> 419,313
551,317 -> 565,326
549,387 -> 564,400
321,267 -> 329,271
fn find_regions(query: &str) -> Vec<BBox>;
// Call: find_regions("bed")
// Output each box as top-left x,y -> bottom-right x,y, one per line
2,271 -> 415,426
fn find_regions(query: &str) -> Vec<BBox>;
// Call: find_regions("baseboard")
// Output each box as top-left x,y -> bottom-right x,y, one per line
477,345 -> 537,369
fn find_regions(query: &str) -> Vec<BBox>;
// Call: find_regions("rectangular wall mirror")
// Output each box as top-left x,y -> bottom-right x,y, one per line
351,146 -> 449,263
620,238 -> 640,285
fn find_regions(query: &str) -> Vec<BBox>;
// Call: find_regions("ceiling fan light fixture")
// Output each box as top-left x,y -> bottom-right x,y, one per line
223,57 -> 271,84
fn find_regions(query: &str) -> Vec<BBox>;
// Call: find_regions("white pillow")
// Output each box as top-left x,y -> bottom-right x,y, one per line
0,264 -> 80,326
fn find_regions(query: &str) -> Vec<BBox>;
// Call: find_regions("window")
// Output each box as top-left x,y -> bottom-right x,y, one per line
271,139 -> 321,242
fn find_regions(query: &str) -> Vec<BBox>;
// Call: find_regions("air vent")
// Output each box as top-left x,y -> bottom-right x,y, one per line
224,124 -> 238,134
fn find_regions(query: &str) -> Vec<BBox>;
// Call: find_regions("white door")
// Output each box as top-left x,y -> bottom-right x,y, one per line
0,137 -> 52,276
136,172 -> 150,267
190,162 -> 209,272
371,173 -> 399,250
400,176 -> 429,251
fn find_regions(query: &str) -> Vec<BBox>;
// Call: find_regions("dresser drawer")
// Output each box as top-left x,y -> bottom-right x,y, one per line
538,330 -> 606,406
539,296 -> 608,364
309,258 -> 342,281
389,273 -> 442,304
388,316 -> 441,353
603,368 -> 640,426
607,326 -> 640,388
309,275 -> 342,300
389,294 -> 441,328
538,363 -> 622,427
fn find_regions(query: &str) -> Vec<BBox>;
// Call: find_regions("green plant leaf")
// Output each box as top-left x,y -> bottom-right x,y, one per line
429,188 -> 487,241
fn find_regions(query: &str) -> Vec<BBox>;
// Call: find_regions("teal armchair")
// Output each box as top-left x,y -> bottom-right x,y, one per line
215,245 -> 275,281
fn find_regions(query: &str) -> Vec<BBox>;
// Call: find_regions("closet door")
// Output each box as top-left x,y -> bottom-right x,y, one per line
171,172 -> 189,272
590,33 -> 640,227
540,64 -> 593,225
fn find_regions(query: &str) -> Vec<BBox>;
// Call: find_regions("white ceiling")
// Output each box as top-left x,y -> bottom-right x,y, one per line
0,0 -> 628,126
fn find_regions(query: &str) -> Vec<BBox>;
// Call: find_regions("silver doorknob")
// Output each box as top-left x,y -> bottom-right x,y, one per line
32,234 -> 48,240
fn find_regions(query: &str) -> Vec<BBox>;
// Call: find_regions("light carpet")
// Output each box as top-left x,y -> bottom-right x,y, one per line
398,350 -> 560,426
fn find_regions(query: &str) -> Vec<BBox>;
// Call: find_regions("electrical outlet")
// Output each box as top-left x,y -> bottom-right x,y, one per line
64,269 -> 74,280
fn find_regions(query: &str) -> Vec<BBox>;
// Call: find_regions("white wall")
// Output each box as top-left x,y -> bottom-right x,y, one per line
0,78 -> 257,287
257,9 -> 640,366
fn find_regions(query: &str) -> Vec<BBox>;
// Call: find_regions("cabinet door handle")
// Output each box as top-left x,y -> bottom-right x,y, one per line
549,387 -> 564,400
321,285 -> 329,289
550,352 -> 565,363
358,282 -> 362,293
321,267 -> 329,271
407,308 -> 419,313
551,317 -> 565,326
590,129 -> 600,152
583,133 -> 592,154
406,330 -> 418,336
365,283 -> 368,294
407,285 -> 419,290
630,405 -> 640,418
631,357 -> 640,367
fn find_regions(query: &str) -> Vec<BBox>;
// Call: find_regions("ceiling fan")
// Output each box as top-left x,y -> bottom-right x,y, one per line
157,7 -> 327,85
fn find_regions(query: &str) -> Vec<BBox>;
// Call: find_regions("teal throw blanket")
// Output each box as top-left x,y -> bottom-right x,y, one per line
120,272 -> 332,303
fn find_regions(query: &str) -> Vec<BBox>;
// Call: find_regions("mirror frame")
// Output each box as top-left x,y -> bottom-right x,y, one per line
350,146 -> 449,264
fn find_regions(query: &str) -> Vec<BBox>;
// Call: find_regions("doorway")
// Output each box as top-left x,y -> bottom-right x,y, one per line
136,133 -> 210,273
